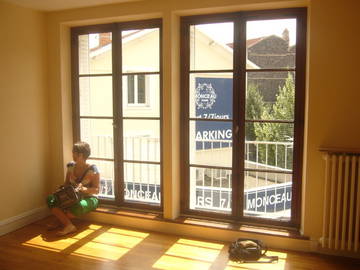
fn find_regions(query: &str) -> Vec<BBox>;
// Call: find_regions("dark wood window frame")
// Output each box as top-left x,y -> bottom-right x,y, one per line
180,8 -> 306,228
71,19 -> 163,212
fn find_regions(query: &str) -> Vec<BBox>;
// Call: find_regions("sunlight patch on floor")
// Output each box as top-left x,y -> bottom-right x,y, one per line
22,224 -> 149,262
22,235 -> 79,252
71,226 -> 150,261
72,241 -> 130,261
153,238 -> 224,270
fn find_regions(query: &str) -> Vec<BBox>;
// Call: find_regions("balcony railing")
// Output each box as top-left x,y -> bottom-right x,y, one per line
89,135 -> 292,217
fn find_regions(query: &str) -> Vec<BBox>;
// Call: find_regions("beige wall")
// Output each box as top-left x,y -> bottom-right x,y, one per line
302,0 -> 360,238
2,0 -> 360,252
0,1 -> 49,220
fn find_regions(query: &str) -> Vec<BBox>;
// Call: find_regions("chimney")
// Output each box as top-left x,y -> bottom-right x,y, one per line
99,32 -> 112,47
282,28 -> 289,46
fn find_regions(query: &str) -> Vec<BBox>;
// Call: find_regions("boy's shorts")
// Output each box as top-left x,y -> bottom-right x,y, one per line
46,194 -> 98,217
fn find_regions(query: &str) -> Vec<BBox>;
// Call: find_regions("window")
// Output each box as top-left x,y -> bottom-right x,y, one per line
71,19 -> 162,210
127,74 -> 147,105
181,8 -> 306,227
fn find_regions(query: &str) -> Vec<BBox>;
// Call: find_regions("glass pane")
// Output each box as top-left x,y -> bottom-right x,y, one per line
190,120 -> 232,167
79,33 -> 112,74
127,76 -> 135,103
80,119 -> 114,159
244,171 -> 292,221
122,28 -> 160,73
122,74 -> 160,117
189,73 -> 232,120
189,167 -> 232,213
124,162 -> 160,205
245,122 -> 293,171
246,19 -> 296,69
123,120 -> 160,162
190,22 -> 233,71
88,159 -> 115,199
79,76 -> 113,117
246,72 -> 295,120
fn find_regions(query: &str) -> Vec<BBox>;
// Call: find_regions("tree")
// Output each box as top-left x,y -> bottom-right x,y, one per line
254,73 -> 295,169
245,83 -> 266,141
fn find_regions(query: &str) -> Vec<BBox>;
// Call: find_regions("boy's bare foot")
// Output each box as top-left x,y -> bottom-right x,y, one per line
56,224 -> 77,236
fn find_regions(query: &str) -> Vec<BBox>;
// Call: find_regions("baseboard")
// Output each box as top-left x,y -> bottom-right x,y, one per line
0,206 -> 50,236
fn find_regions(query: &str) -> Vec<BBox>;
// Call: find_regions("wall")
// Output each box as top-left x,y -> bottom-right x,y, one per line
44,0 -> 360,251
0,1 -> 49,222
302,0 -> 360,238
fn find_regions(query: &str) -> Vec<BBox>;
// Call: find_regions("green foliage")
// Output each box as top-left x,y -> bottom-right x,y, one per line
253,73 -> 295,169
245,84 -> 266,141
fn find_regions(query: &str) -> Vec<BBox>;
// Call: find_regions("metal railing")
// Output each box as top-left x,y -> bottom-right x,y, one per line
90,135 -> 293,217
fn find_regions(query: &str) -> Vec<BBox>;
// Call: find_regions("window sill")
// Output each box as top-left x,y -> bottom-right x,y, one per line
93,206 -> 308,240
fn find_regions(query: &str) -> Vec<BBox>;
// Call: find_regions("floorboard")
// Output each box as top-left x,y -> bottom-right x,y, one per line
0,217 -> 359,270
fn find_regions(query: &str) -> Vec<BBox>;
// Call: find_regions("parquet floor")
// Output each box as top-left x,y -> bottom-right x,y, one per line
0,217 -> 359,270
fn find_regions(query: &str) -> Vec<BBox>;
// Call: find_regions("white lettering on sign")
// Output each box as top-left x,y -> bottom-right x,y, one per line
195,129 -> 232,140
200,113 -> 230,119
124,188 -> 160,202
196,196 -> 231,209
246,192 -> 292,210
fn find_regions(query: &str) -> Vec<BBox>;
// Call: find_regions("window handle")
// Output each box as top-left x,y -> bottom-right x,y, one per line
234,125 -> 239,134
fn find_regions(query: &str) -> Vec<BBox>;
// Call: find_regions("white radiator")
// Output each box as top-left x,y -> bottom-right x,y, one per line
322,152 -> 360,252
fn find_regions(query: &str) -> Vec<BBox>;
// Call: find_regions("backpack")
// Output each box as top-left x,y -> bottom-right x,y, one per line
228,238 -> 278,263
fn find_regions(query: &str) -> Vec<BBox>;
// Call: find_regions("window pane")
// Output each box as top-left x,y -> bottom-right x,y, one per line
246,72 -> 295,121
127,75 -> 135,103
124,162 -> 160,205
189,73 -> 232,120
80,119 -> 114,159
189,167 -> 232,213
243,171 -> 292,221
122,74 -> 160,117
190,22 -> 233,71
123,120 -> 160,162
88,159 -> 115,199
246,19 -> 296,69
122,28 -> 160,73
189,120 -> 232,167
79,33 -> 112,74
245,122 -> 293,171
79,76 -> 113,117
137,75 -> 146,103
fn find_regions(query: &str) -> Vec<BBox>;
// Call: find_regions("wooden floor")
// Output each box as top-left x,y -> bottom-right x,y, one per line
0,217 -> 359,270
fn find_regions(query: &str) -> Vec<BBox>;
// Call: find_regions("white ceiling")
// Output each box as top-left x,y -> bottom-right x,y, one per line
4,0 -> 141,11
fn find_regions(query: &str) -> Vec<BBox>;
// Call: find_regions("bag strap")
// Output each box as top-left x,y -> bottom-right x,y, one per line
77,165 -> 94,183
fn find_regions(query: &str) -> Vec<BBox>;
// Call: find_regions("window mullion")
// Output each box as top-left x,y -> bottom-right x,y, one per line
112,23 -> 124,206
232,16 -> 246,219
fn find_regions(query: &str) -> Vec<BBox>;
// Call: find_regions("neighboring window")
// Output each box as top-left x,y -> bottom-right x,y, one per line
72,19 -> 162,210
127,74 -> 147,105
181,8 -> 306,227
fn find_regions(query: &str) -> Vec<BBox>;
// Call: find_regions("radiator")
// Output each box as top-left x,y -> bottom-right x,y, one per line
322,152 -> 360,252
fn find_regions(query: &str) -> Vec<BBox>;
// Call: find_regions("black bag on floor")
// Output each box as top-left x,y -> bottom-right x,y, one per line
228,238 -> 278,263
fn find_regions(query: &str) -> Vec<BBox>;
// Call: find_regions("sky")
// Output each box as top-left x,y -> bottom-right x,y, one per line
196,19 -> 297,46
87,18 -> 297,48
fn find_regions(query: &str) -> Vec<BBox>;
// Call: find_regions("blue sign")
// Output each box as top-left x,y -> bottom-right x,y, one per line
194,182 -> 292,214
195,77 -> 233,150
100,180 -> 292,214
244,183 -> 292,213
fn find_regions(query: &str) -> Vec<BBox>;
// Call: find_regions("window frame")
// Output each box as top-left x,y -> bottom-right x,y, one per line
180,8 -> 306,228
71,19 -> 163,212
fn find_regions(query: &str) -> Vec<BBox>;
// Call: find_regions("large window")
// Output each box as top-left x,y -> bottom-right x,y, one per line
71,19 -> 162,210
181,8 -> 306,227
